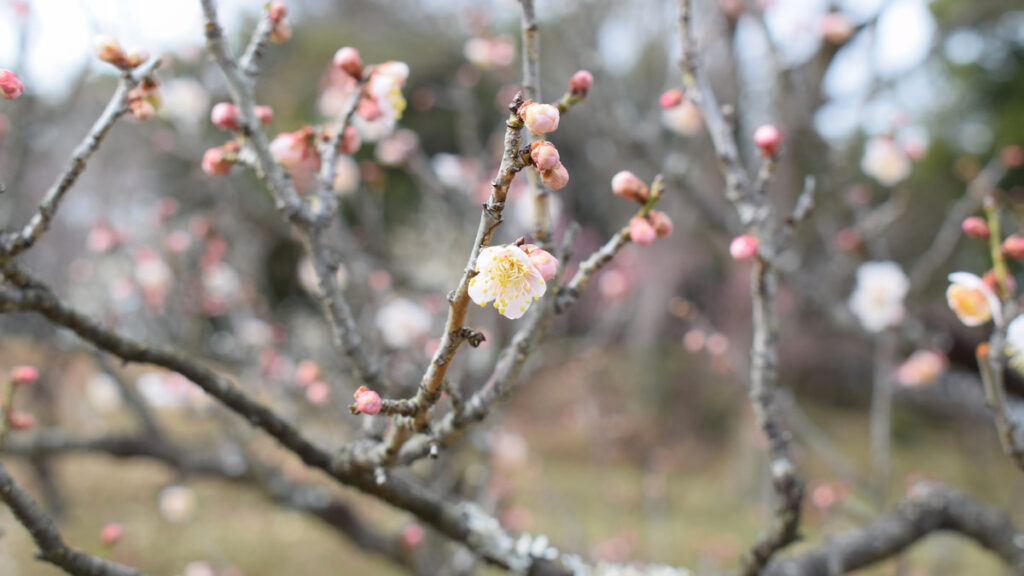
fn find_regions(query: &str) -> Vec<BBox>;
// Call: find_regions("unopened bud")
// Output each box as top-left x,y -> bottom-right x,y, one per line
523,244 -> 558,281
255,105 -> 274,125
201,147 -> 234,176
729,234 -> 760,261
100,523 -> 123,548
1003,235 -> 1024,260
268,1 -> 287,23
211,102 -> 241,131
629,216 -> 657,245
961,216 -> 989,240
333,47 -> 364,79
649,210 -> 673,238
660,89 -> 684,109
540,162 -> 569,190
10,365 -> 38,386
352,386 -> 382,415
530,140 -> 560,171
0,70 -> 24,100
753,124 -> 782,157
569,70 -> 593,95
520,102 -> 559,135
94,35 -> 126,66
611,170 -> 649,203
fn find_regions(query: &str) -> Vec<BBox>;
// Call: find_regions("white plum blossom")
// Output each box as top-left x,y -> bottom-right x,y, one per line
375,297 -> 433,349
1006,315 -> 1024,375
861,137 -> 912,186
946,271 -> 1001,326
158,485 -> 198,523
353,61 -> 409,141
469,245 -> 547,319
848,261 -> 909,333
661,100 -> 702,136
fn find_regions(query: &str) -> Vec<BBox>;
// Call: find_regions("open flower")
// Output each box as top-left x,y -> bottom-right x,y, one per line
861,137 -> 911,186
1006,315 -> 1024,375
354,61 -> 409,141
469,244 -> 547,319
947,271 -> 1001,326
848,261 -> 909,332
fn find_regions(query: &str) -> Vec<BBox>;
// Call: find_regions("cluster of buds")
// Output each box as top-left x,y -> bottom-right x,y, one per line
0,69 -> 24,100
93,35 -> 150,71
202,140 -> 241,176
127,77 -> 161,121
268,2 -> 292,44
210,102 -> 274,131
350,386 -> 382,415
521,101 -> 568,189
610,171 -> 672,245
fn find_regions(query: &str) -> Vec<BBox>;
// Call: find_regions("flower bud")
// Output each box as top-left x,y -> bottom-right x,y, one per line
211,102 -> 240,131
352,386 -> 382,415
649,210 -> 673,238
0,70 -> 24,100
269,130 -> 311,169
611,170 -> 649,203
629,216 -> 657,245
305,381 -> 330,405
125,48 -> 150,68
100,523 -> 123,548
333,47 -> 364,79
530,141 -> 560,171
753,124 -> 782,157
401,524 -> 425,548
268,1 -> 287,23
201,148 -> 234,176
523,244 -> 558,281
7,411 -> 35,431
729,234 -> 760,261
10,366 -> 38,386
340,125 -> 361,155
255,105 -> 274,125
1003,235 -> 1024,260
821,13 -> 853,44
295,360 -> 321,387
94,35 -> 125,66
540,162 -> 569,190
270,20 -> 292,44
521,102 -> 559,135
961,216 -> 989,240
660,89 -> 683,109
131,100 -> 155,121
569,70 -> 593,95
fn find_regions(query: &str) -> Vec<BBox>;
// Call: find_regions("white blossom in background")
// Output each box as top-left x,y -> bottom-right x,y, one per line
861,137 -> 912,186
375,128 -> 418,166
375,297 -> 433,349
182,562 -> 217,576
848,261 -> 909,332
85,372 -> 123,414
1006,315 -> 1024,374
158,78 -> 210,135
158,485 -> 198,523
463,36 -> 516,69
333,154 -> 360,195
946,272 -> 1001,326
469,245 -> 547,319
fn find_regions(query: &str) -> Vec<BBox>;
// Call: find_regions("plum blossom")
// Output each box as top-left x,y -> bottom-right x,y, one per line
848,261 -> 909,332
946,271 -> 1001,326
375,297 -> 432,349
469,244 -> 548,319
0,69 -> 24,100
158,485 -> 197,523
661,99 -> 702,136
353,61 -> 409,141
159,78 -> 210,134
861,137 -> 912,186
1006,315 -> 1024,375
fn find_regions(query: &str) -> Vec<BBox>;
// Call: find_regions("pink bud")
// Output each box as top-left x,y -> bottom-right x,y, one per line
269,130 -> 310,169
1003,235 -> 1024,260
201,148 -> 234,176
255,105 -> 274,125
211,102 -> 241,131
340,126 -> 361,155
729,234 -> 760,261
131,100 -> 155,121
268,1 -> 288,23
270,20 -> 292,44
569,70 -> 593,95
7,411 -> 35,431
629,216 -> 657,245
660,89 -> 683,109
352,386 -> 382,415
10,365 -> 38,386
333,47 -> 364,79
753,124 -> 782,157
401,524 -> 425,548
821,13 -> 854,44
94,35 -> 126,66
649,210 -> 673,238
520,102 -> 559,135
295,360 -> 321,387
523,244 -> 558,281
530,141 -> 560,171
961,216 -> 989,240
541,162 -> 569,190
611,171 -> 649,203
100,523 -> 123,547
0,70 -> 24,100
